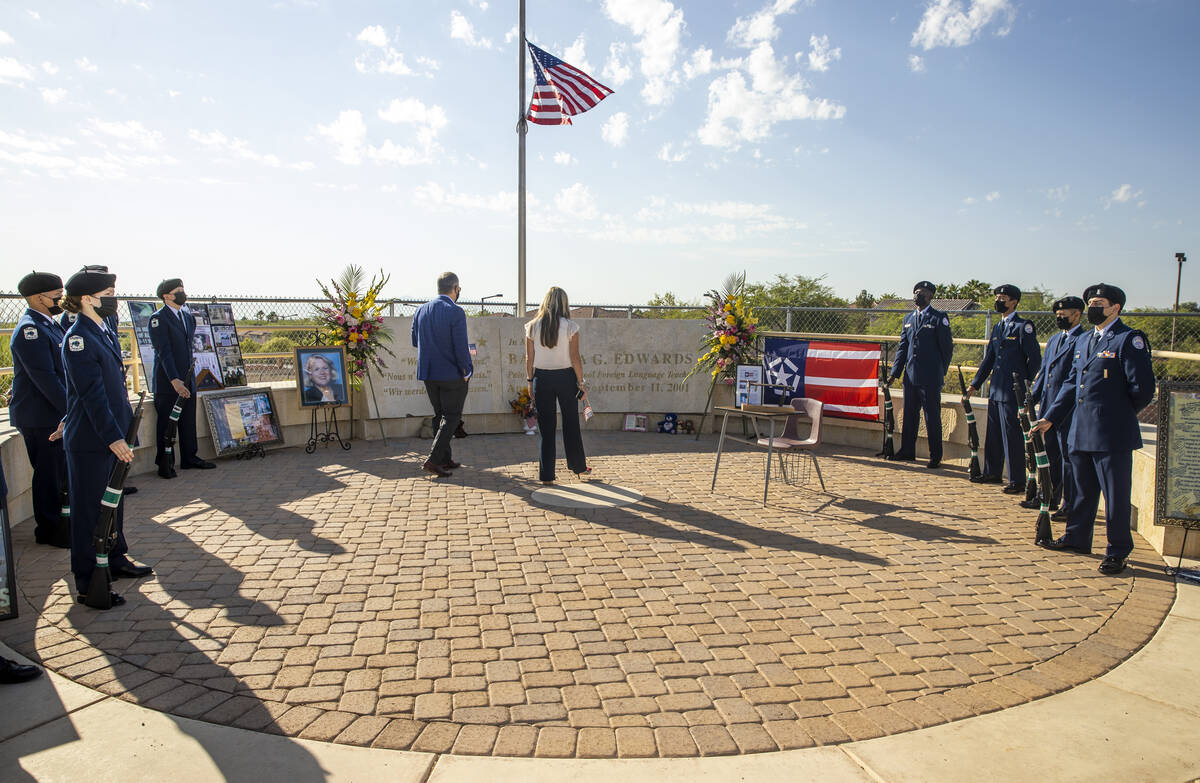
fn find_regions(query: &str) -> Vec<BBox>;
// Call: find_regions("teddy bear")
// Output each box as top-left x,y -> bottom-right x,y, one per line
657,413 -> 678,434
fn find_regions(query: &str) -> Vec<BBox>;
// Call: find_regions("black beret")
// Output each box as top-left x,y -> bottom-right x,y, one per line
993,284 -> 1021,301
156,278 -> 184,298
912,280 -> 935,293
1052,296 -> 1085,312
1083,283 -> 1126,308
18,271 -> 63,297
65,267 -> 116,297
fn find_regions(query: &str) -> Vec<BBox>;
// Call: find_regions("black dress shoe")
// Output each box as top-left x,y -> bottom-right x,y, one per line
422,460 -> 451,478
1001,483 -> 1025,494
124,485 -> 138,495
35,531 -> 72,549
158,466 -> 177,479
1051,509 -> 1067,522
111,563 -> 153,579
1019,497 -> 1041,510
925,459 -> 941,469
443,460 -> 462,469
970,474 -> 1002,484
888,453 -> 916,462
454,422 -> 468,439
1043,535 -> 1091,555
181,459 -> 216,469
0,656 -> 43,684
1099,556 -> 1126,575
76,592 -> 126,608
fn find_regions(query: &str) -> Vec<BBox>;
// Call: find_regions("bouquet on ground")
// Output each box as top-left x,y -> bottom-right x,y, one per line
315,265 -> 394,388
510,386 -> 536,434
685,271 -> 760,384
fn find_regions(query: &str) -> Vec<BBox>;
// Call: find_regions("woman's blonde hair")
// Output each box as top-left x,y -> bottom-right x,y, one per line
533,287 -> 570,349
305,353 -> 335,382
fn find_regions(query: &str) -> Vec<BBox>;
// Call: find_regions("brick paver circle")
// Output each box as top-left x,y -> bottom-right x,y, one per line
3,434 -> 1174,758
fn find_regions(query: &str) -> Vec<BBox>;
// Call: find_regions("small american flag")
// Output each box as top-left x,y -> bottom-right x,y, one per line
526,41 -> 613,126
762,337 -> 883,421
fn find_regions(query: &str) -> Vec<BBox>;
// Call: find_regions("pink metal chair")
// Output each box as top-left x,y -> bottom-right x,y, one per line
754,397 -> 826,491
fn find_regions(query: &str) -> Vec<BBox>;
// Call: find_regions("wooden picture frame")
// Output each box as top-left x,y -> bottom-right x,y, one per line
202,387 -> 285,457
295,346 -> 350,408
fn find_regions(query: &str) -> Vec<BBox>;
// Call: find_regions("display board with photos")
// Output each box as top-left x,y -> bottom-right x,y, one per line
202,387 -> 285,457
1155,382 -> 1200,531
128,301 -> 247,391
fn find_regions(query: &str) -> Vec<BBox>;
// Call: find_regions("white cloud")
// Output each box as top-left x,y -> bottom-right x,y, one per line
40,87 -> 67,104
0,129 -> 75,154
117,0 -> 153,9
167,89 -> 181,98
413,181 -> 518,214
553,151 -> 575,166
0,56 -> 36,84
75,57 -> 98,72
450,10 -> 493,49
468,0 -> 489,9
657,142 -> 688,162
963,196 -> 977,205
911,0 -> 1015,51
415,55 -> 439,73
504,25 -> 518,44
27,10 -> 40,21
188,129 -> 283,167
85,118 -> 163,149
357,25 -> 388,48
683,47 -> 742,80
1106,183 -> 1143,209
0,29 -> 14,45
908,54 -> 925,72
985,190 -> 1000,201
595,195 -> 804,244
601,112 -> 629,147
602,42 -> 633,86
603,0 -> 685,105
1045,185 -> 1070,201
317,110 -> 367,165
806,34 -> 841,72
698,42 -> 845,148
557,182 -> 598,219
562,34 -> 594,74
41,61 -> 58,75
727,0 -> 803,48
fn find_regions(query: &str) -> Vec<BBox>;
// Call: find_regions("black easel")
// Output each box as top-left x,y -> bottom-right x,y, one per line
306,403 -> 351,454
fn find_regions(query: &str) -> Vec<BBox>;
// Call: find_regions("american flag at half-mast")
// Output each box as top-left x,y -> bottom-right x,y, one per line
761,337 -> 883,421
526,41 -> 613,126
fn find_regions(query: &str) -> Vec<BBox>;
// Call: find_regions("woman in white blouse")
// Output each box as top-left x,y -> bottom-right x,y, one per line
525,287 -> 590,483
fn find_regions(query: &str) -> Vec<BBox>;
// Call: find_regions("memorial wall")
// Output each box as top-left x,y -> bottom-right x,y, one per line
365,316 -> 712,418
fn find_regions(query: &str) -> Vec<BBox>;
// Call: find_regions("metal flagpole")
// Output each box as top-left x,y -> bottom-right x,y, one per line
517,0 -> 527,320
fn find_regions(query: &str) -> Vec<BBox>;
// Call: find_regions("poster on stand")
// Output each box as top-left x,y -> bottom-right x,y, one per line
127,301 -> 158,386
204,303 -> 247,387
189,306 -> 224,391
736,365 -> 763,407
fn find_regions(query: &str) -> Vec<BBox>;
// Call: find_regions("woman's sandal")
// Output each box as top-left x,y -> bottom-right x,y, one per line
574,467 -> 593,479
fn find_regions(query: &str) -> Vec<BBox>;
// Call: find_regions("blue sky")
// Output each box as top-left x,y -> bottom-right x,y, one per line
1,0 -> 1197,308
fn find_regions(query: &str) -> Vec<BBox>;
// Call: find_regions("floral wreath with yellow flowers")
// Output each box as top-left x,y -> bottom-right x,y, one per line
316,265 -> 395,389
685,271 -> 760,384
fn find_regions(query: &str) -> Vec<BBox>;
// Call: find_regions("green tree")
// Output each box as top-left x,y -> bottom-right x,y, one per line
642,291 -> 703,319
263,335 -> 297,353
266,311 -> 280,323
935,279 -> 991,303
742,273 -> 849,309
854,289 -> 875,308
239,337 -> 262,353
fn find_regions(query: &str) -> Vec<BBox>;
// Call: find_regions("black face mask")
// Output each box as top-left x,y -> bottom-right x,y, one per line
94,296 -> 119,318
42,295 -> 63,316
173,292 -> 188,306
1055,315 -> 1074,331
914,293 -> 930,308
993,299 -> 1008,313
1086,305 -> 1109,325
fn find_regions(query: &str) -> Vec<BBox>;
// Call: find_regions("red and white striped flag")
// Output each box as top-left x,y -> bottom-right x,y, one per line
526,41 -> 613,126
762,338 -> 883,421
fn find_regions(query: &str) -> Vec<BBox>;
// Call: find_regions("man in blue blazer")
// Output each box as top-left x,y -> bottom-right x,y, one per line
967,284 -> 1042,492
9,272 -> 71,547
148,278 -> 214,478
887,280 -> 954,468
411,272 -> 473,477
1028,296 -> 1085,518
1036,284 -> 1155,575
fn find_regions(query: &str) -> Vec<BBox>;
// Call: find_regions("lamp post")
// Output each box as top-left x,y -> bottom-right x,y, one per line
480,293 -> 504,315
1172,252 -> 1187,350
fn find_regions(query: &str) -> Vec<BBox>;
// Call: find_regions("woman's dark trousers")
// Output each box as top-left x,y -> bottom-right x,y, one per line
533,368 -> 587,481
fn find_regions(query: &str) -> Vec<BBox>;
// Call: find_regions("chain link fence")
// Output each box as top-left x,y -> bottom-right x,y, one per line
3,295 -> 1198,424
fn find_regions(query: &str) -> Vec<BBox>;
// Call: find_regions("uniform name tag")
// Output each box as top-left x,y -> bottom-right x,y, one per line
23,326 -> 38,340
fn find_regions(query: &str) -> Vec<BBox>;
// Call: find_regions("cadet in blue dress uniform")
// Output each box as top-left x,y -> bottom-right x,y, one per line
1028,296 -> 1085,519
0,458 -> 45,682
966,284 -> 1042,492
9,272 -> 71,547
886,280 -> 954,468
148,278 -> 214,478
59,268 -> 152,608
1036,284 -> 1156,575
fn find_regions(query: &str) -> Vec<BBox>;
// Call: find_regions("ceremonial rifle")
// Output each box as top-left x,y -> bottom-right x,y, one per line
876,362 -> 895,460
956,365 -> 982,479
1012,373 -> 1038,502
84,391 -> 146,610
1024,384 -> 1055,545
162,359 -> 195,467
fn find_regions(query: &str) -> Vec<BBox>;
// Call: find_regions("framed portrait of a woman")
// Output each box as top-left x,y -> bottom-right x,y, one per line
295,346 -> 350,408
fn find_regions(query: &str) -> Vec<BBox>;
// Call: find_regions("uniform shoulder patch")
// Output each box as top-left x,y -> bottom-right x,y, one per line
942,317 -> 949,326
1024,322 -> 1034,334
150,317 -> 159,327
1132,335 -> 1145,350
68,335 -> 84,352
23,326 -> 38,340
